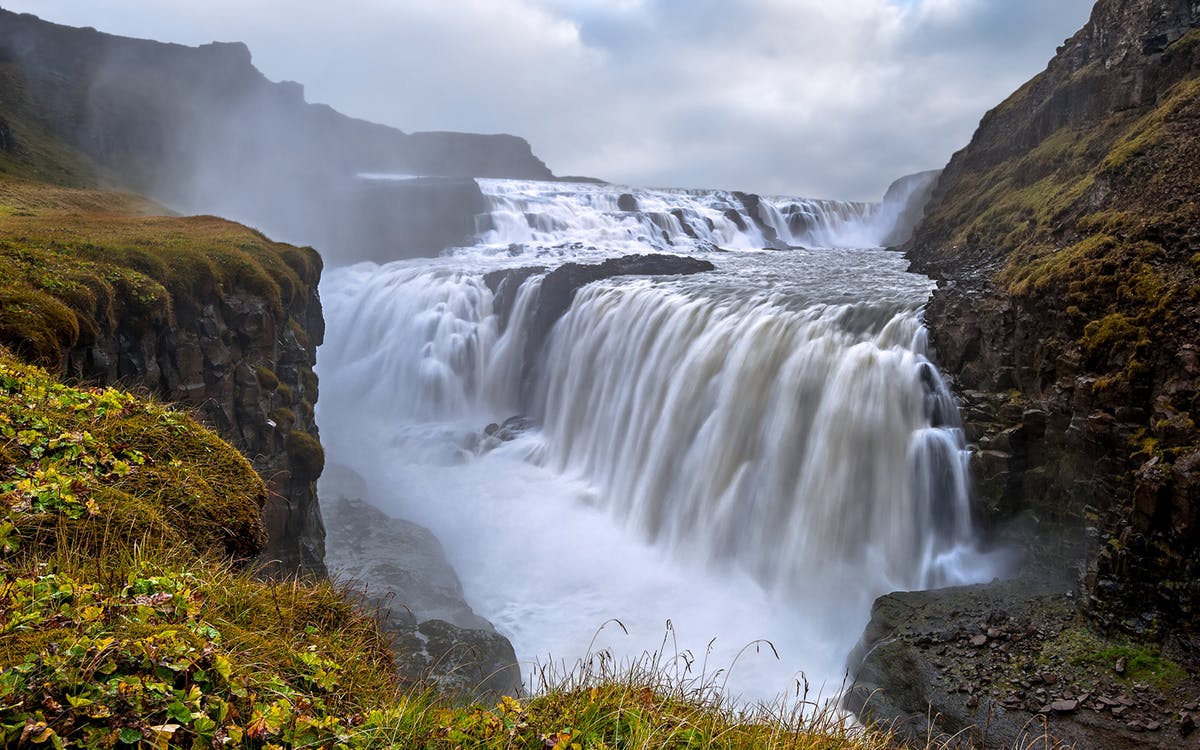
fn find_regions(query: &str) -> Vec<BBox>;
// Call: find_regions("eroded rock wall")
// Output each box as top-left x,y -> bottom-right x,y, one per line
63,253 -> 327,577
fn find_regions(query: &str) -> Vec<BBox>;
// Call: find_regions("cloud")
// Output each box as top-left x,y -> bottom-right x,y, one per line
5,0 -> 1094,200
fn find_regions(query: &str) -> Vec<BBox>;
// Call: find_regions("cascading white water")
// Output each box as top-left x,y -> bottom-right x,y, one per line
317,179 -> 998,703
534,283 -> 980,597
472,178 -> 893,254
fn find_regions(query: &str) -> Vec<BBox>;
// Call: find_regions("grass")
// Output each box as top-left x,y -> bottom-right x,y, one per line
0,176 -> 322,372
0,351 -> 1034,749
0,352 -> 265,560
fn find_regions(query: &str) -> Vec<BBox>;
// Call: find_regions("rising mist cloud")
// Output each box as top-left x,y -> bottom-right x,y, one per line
4,0 -> 1094,200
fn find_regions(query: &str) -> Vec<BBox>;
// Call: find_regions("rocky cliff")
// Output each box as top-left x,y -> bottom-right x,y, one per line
0,8 -> 554,261
0,177 -> 327,577
907,0 -> 1199,643
850,0 -> 1200,745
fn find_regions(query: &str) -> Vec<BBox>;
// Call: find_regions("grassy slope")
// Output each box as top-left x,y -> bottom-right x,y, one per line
0,353 -> 915,750
0,70 -> 930,749
0,176 -> 322,373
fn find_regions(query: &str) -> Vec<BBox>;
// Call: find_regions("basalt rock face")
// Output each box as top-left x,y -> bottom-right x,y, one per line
851,0 -> 1200,741
61,252 -> 327,578
905,0 -> 1200,660
0,9 -> 552,259
880,170 -> 941,247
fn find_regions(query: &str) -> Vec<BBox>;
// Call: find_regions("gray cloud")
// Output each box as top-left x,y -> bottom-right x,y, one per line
4,0 -> 1094,200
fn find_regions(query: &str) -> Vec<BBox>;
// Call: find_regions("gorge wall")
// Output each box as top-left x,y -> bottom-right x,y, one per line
906,0 -> 1200,643
847,3 -> 1200,744
0,179 -> 327,576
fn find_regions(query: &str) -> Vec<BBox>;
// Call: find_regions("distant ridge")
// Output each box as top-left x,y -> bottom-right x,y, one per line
0,8 -> 555,255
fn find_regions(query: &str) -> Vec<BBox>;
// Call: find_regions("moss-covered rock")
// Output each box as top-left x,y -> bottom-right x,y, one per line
0,173 -> 328,577
0,352 -> 265,559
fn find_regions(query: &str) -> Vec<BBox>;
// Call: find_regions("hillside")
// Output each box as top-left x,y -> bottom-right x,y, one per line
908,0 -> 1199,641
0,8 -> 554,261
850,0 -> 1200,746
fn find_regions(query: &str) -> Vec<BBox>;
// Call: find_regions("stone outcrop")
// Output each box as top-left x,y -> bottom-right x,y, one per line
320,468 -> 522,699
879,169 -> 941,247
60,243 -> 327,577
851,0 -> 1200,742
484,254 -> 716,397
847,575 -> 1200,749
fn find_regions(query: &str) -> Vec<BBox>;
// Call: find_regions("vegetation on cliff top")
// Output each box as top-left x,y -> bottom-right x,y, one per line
0,177 -> 322,372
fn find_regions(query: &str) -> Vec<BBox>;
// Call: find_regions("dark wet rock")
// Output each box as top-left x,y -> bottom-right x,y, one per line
732,191 -> 791,249
321,479 -> 522,699
616,193 -> 638,212
722,208 -> 748,232
846,564 -> 1199,749
483,265 -> 546,331
484,254 -> 715,402
670,208 -> 701,240
64,274 -> 326,578
475,415 -> 535,455
525,255 -> 713,373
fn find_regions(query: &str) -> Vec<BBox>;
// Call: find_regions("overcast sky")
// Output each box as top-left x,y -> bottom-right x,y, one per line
6,0 -> 1094,201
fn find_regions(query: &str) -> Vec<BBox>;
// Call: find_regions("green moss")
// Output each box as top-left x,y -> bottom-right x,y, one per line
1041,628 -> 1186,688
1104,77 -> 1200,172
0,177 -> 322,374
270,407 -> 296,432
1081,313 -> 1143,357
255,365 -> 279,392
290,318 -> 310,350
301,367 -> 319,399
0,354 -> 265,560
286,430 -> 324,482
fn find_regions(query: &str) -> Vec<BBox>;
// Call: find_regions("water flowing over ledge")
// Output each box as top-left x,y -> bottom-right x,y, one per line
316,178 -> 1000,702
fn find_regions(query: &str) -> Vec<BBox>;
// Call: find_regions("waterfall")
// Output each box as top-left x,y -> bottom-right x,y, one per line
317,179 -> 997,701
532,282 -> 979,594
471,179 -> 891,253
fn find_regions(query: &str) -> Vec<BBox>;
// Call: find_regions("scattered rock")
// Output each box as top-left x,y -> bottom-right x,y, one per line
1051,699 -> 1079,713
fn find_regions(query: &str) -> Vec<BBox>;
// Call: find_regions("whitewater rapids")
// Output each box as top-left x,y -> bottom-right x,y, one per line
316,178 -> 998,703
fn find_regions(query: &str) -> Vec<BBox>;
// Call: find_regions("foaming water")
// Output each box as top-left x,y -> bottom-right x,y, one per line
535,283 -> 981,597
317,180 -> 999,703
473,179 -> 894,254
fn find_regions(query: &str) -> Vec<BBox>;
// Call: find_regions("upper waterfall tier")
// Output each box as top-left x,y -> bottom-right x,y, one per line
470,179 -> 896,257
